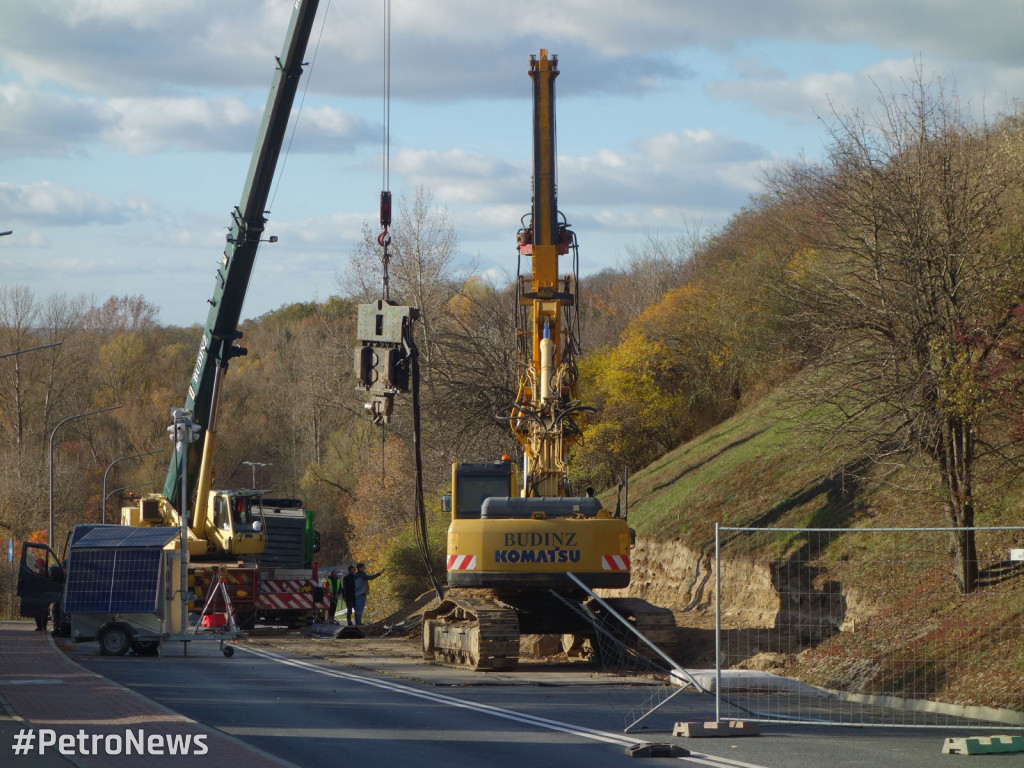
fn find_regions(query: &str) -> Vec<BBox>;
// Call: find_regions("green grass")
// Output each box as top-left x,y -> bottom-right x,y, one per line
618,383 -> 1024,713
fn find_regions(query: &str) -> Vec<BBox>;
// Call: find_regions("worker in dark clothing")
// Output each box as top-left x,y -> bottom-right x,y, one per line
32,558 -> 49,631
324,570 -> 343,624
352,562 -> 383,626
342,565 -> 357,626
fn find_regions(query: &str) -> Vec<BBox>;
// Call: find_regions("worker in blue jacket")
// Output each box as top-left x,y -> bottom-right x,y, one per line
352,562 -> 383,626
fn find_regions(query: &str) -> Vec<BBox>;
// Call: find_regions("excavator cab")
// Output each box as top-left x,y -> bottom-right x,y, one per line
450,461 -> 515,519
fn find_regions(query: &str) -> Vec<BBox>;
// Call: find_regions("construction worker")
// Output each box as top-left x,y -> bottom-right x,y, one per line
352,562 -> 383,626
342,566 -> 357,626
324,569 -> 343,624
31,558 -> 49,631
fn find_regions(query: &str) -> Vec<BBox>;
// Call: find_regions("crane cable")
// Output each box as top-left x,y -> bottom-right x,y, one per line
377,0 -> 393,302
374,0 -> 442,600
411,333 -> 444,600
376,0 -> 392,484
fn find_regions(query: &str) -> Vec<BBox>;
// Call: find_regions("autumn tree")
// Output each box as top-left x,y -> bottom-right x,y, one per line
765,71 -> 1024,593
0,289 -> 148,542
574,328 -> 692,487
577,233 -> 693,351
341,187 -> 469,376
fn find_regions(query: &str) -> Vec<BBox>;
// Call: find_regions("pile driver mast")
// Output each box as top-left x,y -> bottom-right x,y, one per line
512,49 -> 588,499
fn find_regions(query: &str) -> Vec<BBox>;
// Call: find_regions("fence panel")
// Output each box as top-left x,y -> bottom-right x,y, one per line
714,526 -> 1024,729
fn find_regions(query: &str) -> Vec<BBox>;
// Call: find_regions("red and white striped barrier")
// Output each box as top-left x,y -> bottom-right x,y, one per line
256,592 -> 321,611
601,555 -> 630,571
261,579 -> 314,594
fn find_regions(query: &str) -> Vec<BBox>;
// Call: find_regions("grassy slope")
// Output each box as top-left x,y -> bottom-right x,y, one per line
622,388 -> 1024,712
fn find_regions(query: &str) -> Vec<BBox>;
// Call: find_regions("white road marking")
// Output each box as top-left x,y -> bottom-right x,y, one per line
239,644 -> 771,768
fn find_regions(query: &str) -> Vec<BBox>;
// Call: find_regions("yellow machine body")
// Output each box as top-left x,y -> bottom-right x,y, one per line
445,461 -> 630,591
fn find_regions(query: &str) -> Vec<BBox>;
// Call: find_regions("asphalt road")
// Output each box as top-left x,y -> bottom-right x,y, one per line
70,640 -> 1021,768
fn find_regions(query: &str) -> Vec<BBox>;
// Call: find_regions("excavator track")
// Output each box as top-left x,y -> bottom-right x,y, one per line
422,596 -> 520,671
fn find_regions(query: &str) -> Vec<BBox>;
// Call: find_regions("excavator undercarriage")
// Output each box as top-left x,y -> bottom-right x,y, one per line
422,589 -> 677,671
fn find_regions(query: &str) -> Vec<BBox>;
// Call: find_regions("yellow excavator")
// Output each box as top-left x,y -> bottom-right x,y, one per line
422,50 -> 675,670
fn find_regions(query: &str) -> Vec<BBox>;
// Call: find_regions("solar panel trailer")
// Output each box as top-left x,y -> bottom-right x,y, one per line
65,527 -> 191,656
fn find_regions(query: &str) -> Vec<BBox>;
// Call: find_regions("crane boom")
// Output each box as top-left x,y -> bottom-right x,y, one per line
163,0 -> 320,512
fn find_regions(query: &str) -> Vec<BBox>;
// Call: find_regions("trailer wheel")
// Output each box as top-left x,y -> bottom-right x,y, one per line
99,625 -> 131,656
222,644 -> 235,658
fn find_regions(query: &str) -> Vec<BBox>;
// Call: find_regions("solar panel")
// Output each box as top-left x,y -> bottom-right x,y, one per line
64,548 -> 164,614
72,526 -> 179,549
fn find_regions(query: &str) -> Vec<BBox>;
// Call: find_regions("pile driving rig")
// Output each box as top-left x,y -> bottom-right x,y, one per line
422,50 -> 674,670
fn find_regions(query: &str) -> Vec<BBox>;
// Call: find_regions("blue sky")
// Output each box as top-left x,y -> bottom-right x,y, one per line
2,0 -> 1024,326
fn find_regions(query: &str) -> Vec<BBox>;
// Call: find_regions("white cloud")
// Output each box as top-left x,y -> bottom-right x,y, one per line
0,230 -> 50,248
269,211 -> 368,246
560,130 -> 769,209
0,84 -> 108,159
0,182 -> 131,225
0,83 -> 374,159
391,148 -> 522,203
103,96 -> 255,155
708,55 -> 1024,127
6,0 -> 1024,104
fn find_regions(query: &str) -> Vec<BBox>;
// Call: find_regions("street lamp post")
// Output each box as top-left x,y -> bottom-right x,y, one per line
104,482 -> 155,513
102,448 -> 164,524
0,341 -> 62,360
49,404 -> 123,547
241,461 -> 271,488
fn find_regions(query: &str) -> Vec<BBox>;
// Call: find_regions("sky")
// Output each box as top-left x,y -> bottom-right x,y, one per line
3,0 -> 1024,326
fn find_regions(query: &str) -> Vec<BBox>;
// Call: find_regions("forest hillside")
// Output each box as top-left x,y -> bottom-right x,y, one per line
1,73 -> 1022,703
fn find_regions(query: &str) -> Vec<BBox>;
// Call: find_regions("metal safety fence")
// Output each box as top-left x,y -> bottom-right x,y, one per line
712,525 -> 1024,730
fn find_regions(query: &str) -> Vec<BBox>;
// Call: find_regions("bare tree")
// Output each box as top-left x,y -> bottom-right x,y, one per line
340,187 -> 469,375
766,71 -> 1024,593
428,278 -> 520,463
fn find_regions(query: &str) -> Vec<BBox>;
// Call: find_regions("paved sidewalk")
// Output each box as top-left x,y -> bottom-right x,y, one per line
0,621 -> 297,768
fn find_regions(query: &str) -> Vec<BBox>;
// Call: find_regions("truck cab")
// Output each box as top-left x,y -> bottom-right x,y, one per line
16,524 -> 121,636
16,542 -> 64,627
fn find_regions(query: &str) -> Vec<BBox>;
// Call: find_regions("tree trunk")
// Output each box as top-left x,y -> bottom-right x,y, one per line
940,418 -> 979,594
948,522 -> 979,595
